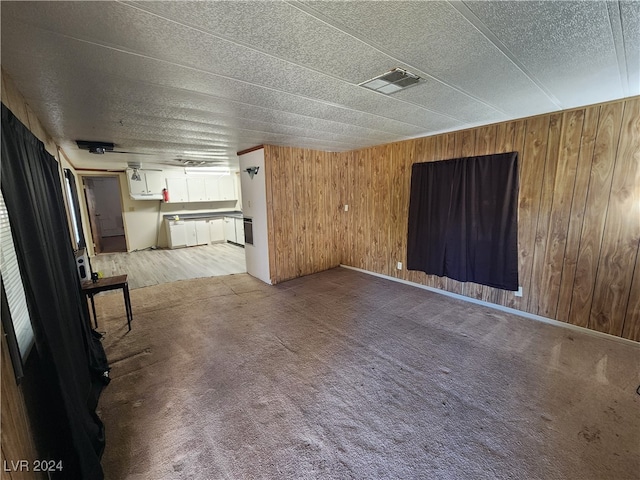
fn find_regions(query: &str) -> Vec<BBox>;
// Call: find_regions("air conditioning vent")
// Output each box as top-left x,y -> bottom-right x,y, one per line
359,68 -> 424,95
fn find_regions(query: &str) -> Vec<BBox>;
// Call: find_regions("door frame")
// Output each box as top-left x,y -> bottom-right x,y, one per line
82,175 -> 126,254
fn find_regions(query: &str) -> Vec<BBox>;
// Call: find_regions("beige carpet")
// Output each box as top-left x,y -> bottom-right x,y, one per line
95,268 -> 640,479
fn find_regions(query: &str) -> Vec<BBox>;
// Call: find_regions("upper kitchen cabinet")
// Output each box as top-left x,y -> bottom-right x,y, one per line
204,175 -> 236,201
164,174 -> 238,203
127,169 -> 164,200
186,177 -> 206,202
166,178 -> 189,203
218,175 -> 236,200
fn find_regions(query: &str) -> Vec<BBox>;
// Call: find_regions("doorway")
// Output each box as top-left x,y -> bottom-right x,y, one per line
83,176 -> 127,254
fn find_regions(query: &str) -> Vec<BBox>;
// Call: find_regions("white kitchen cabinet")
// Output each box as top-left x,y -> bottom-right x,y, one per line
187,178 -> 207,202
218,175 -> 236,200
127,170 -> 164,200
235,217 -> 245,246
209,218 -> 225,243
166,220 -> 187,249
204,177 -> 219,201
166,178 -> 188,203
195,220 -> 209,245
185,221 -> 198,247
223,217 -> 236,243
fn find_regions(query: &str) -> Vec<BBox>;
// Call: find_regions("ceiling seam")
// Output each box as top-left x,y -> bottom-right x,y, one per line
118,0 -> 468,124
29,27 -> 452,134
96,84 -> 413,139
454,0 -> 564,110
77,125 -> 374,151
71,69 -> 418,138
605,0 -> 630,97
71,100 -> 402,144
77,117 -> 376,149
12,29 -> 438,141
285,0 -> 509,117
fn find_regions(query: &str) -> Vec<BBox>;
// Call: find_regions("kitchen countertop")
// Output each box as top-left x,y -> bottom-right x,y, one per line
164,211 -> 243,221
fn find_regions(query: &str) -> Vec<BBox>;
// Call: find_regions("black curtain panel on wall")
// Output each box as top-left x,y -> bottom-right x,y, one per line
1,104 -> 109,479
407,152 -> 519,291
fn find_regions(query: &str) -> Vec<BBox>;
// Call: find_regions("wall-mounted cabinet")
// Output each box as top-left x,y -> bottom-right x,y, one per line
127,170 -> 164,200
165,175 -> 238,203
166,178 -> 189,203
187,178 -> 206,202
218,176 -> 236,200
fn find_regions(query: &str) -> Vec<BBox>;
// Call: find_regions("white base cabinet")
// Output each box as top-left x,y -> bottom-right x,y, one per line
166,220 -> 187,248
235,218 -> 245,246
185,222 -> 197,247
195,220 -> 209,245
167,216 -> 242,249
223,217 -> 236,243
209,218 -> 225,243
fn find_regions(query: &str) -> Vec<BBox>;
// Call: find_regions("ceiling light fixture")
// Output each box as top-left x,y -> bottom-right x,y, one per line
359,68 -> 423,95
184,166 -> 231,175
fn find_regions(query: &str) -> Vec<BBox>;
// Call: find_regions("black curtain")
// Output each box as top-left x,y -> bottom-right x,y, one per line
407,152 -> 519,291
1,104 -> 109,479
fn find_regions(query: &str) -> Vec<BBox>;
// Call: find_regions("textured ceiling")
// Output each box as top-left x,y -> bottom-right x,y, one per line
1,1 -> 638,170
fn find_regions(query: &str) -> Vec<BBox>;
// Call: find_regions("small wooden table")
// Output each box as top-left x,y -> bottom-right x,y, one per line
81,274 -> 132,331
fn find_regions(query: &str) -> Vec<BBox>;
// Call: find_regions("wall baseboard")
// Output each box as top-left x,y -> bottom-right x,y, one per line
339,265 -> 639,347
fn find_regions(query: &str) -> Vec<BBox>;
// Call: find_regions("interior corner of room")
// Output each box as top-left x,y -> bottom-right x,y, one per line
1,2 -> 639,479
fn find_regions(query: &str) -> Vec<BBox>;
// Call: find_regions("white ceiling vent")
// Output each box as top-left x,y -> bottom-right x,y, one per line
359,68 -> 424,94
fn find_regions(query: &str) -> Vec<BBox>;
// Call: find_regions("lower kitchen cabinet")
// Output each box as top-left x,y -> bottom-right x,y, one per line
185,222 -> 197,247
235,217 -> 245,246
168,216 -> 243,249
166,220 -> 187,248
223,217 -> 236,243
195,220 -> 209,245
209,218 -> 225,243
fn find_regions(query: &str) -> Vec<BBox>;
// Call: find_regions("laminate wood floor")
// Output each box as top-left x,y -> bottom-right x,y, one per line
90,242 -> 246,289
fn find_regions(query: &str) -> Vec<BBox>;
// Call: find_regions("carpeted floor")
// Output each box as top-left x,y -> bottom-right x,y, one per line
95,268 -> 640,479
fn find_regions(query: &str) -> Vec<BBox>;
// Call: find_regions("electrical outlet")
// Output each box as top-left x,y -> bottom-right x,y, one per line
397,261 -> 402,270
344,204 -> 349,212
515,286 -> 523,297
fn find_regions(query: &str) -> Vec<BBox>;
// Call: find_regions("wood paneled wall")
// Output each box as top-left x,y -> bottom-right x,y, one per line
265,97 -> 640,341
264,145 -> 345,283
344,97 -> 640,341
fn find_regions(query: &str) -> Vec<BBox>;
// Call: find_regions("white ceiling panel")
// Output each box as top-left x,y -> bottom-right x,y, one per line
1,1 -> 638,170
300,0 -> 560,116
464,1 -> 628,108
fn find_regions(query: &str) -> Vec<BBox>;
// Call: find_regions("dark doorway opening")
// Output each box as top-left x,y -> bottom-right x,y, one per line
83,176 -> 127,254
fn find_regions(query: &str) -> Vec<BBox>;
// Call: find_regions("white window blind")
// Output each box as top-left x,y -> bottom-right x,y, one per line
0,189 -> 34,359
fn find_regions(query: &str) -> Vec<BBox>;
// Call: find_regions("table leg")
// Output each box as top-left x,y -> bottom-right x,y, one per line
123,282 -> 132,331
90,294 -> 98,329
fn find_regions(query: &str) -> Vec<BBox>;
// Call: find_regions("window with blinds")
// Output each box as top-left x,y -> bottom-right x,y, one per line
0,189 -> 34,360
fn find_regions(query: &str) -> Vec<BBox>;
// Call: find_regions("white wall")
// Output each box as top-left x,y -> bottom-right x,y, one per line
239,149 -> 271,284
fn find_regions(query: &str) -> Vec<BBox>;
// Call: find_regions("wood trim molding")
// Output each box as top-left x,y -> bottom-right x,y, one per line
237,145 -> 264,156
